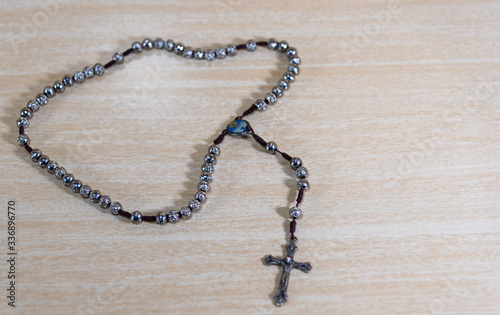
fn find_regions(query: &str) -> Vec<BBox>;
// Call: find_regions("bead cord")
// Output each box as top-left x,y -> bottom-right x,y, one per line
16,37 -> 307,231
251,133 -> 268,148
142,215 -> 156,222
277,149 -> 293,161
104,60 -> 115,69
290,219 -> 297,240
296,188 -> 304,206
118,209 -> 131,218
236,104 -> 257,119
122,47 -> 134,56
213,130 -> 228,145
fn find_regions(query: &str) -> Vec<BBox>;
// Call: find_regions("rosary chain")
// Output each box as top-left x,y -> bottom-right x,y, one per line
15,38 -> 308,234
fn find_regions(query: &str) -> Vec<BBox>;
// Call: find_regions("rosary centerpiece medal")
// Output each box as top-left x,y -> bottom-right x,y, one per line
226,119 -> 251,136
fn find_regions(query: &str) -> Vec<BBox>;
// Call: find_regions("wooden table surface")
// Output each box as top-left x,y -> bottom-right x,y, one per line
1,0 -> 499,314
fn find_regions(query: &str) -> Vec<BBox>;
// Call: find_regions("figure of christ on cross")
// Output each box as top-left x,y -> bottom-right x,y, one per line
265,239 -> 312,306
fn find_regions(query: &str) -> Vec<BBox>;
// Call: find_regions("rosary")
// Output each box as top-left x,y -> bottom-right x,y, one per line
16,37 -> 312,306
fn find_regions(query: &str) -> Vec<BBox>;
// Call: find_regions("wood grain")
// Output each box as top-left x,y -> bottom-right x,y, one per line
0,0 -> 499,314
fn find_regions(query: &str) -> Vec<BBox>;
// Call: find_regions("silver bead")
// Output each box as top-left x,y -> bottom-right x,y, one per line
290,56 -> 301,66
200,173 -> 213,183
179,206 -> 192,220
55,167 -> 66,179
216,47 -> 226,59
255,99 -> 267,111
188,199 -> 201,212
53,81 -> 65,93
167,210 -> 180,223
131,211 -> 142,224
265,141 -> 277,154
109,201 -> 122,215
17,134 -> 30,146
174,42 -> 184,54
288,65 -> 299,75
70,179 -> 82,193
205,49 -> 215,61
198,181 -> 210,193
290,157 -> 302,170
156,211 -> 167,224
272,86 -> 283,98
201,163 -> 214,174
297,179 -> 310,191
44,86 -> 55,98
27,100 -> 39,112
94,63 -> 105,76
246,40 -> 257,51
278,80 -> 289,90
62,75 -> 74,87
183,47 -> 193,58
36,93 -> 48,106
165,39 -> 175,51
279,40 -> 289,52
289,206 -> 302,219
226,45 -> 237,56
194,191 -> 207,204
62,173 -> 74,186
283,72 -> 295,83
89,190 -> 101,203
47,160 -> 58,173
17,117 -> 29,128
73,71 -> 85,83
30,149 -> 42,162
142,38 -> 154,50
194,49 -> 204,60
16,133 -> 29,146
112,52 -> 124,64
265,92 -> 277,104
296,166 -> 308,179
204,154 -> 216,165
61,172 -> 73,186
268,38 -> 278,50
83,66 -> 94,79
38,155 -> 49,168
208,144 -> 220,156
153,37 -> 164,49
132,41 -> 142,53
80,185 -> 92,198
20,107 -> 32,119
99,195 -> 111,209
286,47 -> 297,58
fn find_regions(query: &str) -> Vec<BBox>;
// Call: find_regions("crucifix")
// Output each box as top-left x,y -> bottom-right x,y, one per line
265,238 -> 312,306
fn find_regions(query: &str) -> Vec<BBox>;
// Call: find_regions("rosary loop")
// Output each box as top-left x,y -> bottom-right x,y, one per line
16,37 -> 311,306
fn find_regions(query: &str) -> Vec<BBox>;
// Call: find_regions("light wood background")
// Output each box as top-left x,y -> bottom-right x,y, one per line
0,0 -> 499,314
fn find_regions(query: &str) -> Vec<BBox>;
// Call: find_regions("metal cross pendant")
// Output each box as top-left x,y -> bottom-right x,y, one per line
265,239 -> 312,306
